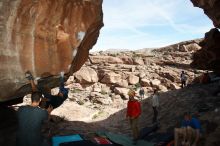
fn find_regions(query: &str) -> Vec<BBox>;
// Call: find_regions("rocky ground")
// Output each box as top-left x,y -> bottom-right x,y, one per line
1,39 -> 220,146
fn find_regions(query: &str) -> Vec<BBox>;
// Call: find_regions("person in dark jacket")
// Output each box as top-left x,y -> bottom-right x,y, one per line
16,90 -> 53,146
139,87 -> 145,101
151,90 -> 159,123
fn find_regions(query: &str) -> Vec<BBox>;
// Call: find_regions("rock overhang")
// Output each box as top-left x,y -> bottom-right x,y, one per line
0,0 -> 103,103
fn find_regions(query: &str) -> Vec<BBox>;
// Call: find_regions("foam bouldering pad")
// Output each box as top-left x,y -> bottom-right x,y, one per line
94,137 -> 113,144
60,139 -> 121,146
97,131 -> 154,146
52,134 -> 83,146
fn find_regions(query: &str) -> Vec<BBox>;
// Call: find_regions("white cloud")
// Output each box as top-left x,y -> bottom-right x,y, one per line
103,0 -> 172,29
92,0 -> 213,52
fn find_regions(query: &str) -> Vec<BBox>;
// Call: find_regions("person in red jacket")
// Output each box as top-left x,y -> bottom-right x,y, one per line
126,90 -> 141,144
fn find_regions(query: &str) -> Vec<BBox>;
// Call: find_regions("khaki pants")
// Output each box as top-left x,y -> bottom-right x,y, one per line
129,117 -> 139,140
175,126 -> 200,146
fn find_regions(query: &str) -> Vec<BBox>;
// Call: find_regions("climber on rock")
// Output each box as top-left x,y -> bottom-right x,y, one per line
25,71 -> 69,110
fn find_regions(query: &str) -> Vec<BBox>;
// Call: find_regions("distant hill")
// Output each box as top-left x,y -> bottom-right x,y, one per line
94,38 -> 203,53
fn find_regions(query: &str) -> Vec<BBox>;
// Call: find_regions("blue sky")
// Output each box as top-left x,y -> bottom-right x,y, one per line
92,0 -> 213,52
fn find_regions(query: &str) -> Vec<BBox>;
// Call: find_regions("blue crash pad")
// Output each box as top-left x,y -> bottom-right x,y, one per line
52,134 -> 83,146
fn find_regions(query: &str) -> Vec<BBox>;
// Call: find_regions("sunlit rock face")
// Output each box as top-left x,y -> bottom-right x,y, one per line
190,0 -> 220,71
191,0 -> 220,28
0,0 -> 103,102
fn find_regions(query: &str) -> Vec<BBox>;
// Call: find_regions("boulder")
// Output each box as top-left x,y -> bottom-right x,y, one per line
92,83 -> 110,94
133,57 -> 144,65
169,83 -> 180,90
139,72 -> 146,78
101,72 -> 122,84
159,71 -> 178,82
179,45 -> 188,52
120,56 -> 133,64
158,85 -> 168,92
74,67 -> 98,84
128,74 -> 139,85
191,28 -> 220,72
114,87 -> 130,98
185,43 -> 201,52
66,76 -> 75,85
161,78 -> 172,88
145,87 -> 154,92
140,78 -> 151,87
150,79 -> 161,87
116,79 -> 129,88
90,56 -> 123,64
190,0 -> 220,72
93,86 -> 102,93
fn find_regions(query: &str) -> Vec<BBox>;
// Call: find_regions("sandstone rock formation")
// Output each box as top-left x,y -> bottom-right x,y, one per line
191,0 -> 220,28
0,0 -> 103,102
101,72 -> 122,84
190,0 -> 220,72
184,43 -> 201,52
90,56 -> 123,64
191,28 -> 220,72
133,57 -> 144,65
119,56 -> 133,64
70,39 -> 203,98
74,67 -> 98,84
150,79 -> 161,88
114,87 -> 129,98
140,78 -> 151,87
128,74 -> 139,85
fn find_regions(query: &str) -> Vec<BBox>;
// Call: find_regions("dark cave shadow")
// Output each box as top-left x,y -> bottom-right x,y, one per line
0,106 -> 18,146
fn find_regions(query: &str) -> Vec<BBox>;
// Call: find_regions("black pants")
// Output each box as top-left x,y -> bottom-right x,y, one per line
181,80 -> 186,88
152,106 -> 158,123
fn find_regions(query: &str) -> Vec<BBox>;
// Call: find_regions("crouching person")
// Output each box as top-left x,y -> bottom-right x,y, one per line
175,112 -> 201,146
126,90 -> 141,145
